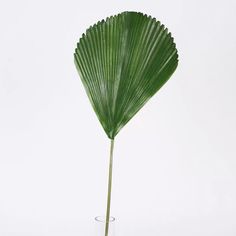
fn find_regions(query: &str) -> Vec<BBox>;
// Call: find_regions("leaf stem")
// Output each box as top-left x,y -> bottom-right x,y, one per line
105,138 -> 115,236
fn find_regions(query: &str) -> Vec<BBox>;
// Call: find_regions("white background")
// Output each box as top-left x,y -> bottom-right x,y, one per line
0,0 -> 236,235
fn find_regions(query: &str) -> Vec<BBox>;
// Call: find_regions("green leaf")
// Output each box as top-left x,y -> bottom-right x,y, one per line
74,11 -> 178,139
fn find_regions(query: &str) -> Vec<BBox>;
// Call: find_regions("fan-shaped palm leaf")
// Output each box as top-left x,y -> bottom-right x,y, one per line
74,11 -> 178,236
74,11 -> 178,139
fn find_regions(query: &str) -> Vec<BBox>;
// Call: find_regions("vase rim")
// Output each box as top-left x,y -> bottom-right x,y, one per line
95,216 -> 115,223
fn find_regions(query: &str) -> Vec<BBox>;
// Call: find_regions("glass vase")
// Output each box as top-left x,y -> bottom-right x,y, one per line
94,216 -> 116,236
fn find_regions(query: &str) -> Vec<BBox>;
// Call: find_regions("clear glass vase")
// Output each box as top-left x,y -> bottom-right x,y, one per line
94,216 -> 116,236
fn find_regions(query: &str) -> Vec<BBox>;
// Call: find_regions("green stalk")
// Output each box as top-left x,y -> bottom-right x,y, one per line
105,138 -> 115,236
